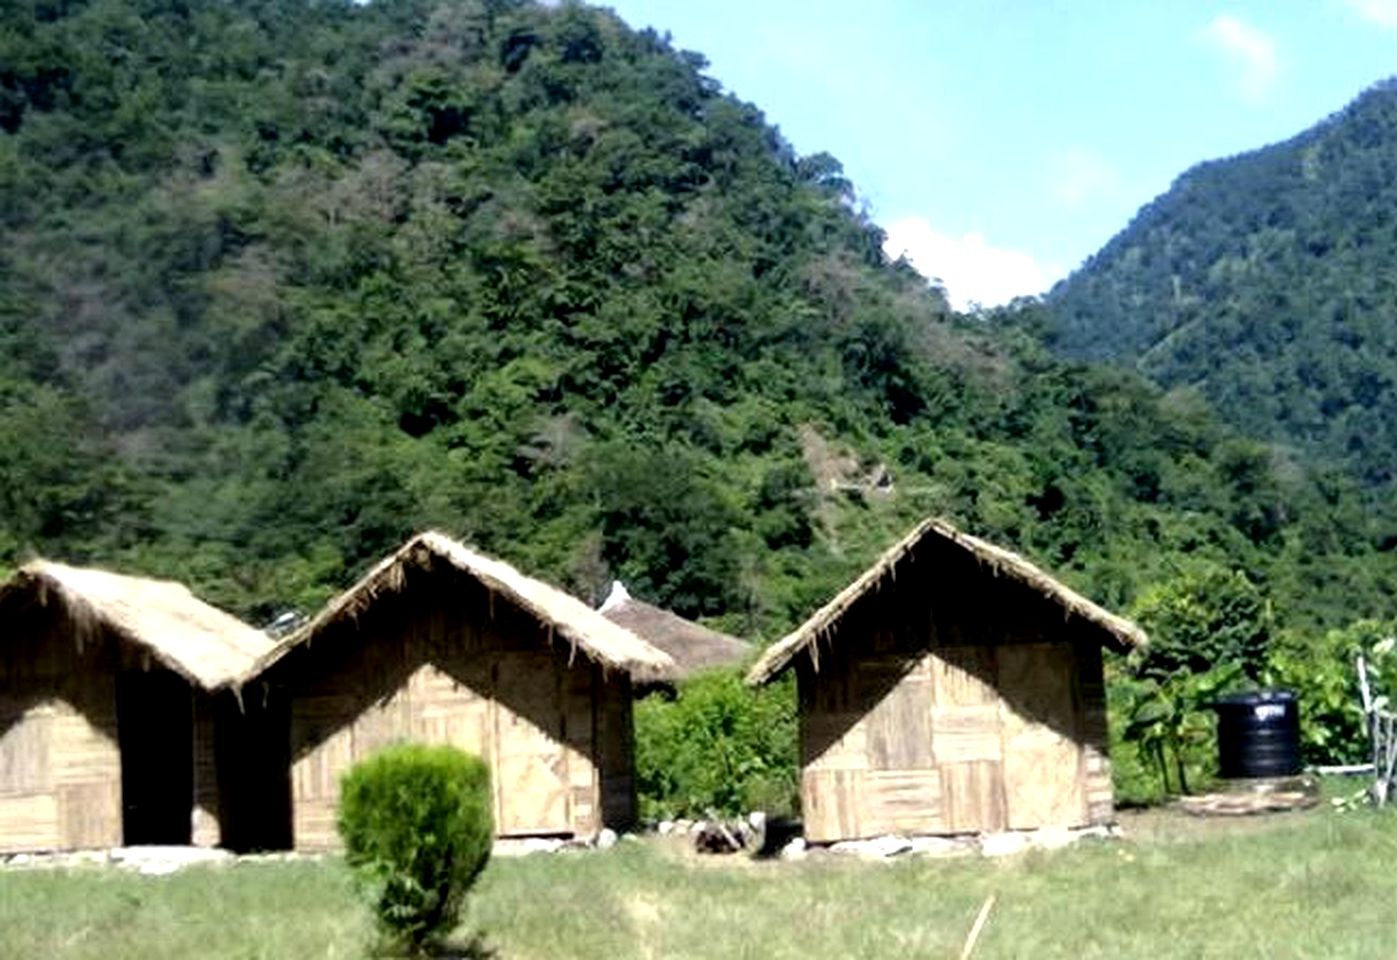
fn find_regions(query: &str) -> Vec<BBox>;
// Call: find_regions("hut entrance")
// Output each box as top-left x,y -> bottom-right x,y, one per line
216,693 -> 293,853
116,670 -> 194,845
491,653 -> 571,836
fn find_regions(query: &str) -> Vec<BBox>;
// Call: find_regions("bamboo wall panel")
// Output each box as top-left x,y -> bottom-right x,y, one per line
0,793 -> 59,851
801,712 -> 869,771
1,614 -> 268,853
939,760 -> 1007,833
863,770 -> 943,835
59,781 -> 121,849
0,704 -> 51,793
930,646 -> 997,706
492,652 -> 569,836
597,671 -> 635,831
0,707 -> 59,851
864,657 -> 934,771
998,643 -> 1087,829
801,769 -> 865,842
0,694 -> 122,852
290,714 -> 355,850
562,665 -> 598,836
284,593 -> 614,847
796,584 -> 1114,841
406,663 -> 490,753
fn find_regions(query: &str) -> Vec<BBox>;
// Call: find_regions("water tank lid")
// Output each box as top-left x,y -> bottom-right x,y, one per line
1213,688 -> 1296,707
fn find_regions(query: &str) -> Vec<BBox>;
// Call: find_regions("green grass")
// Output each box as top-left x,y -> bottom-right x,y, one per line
3,809 -> 1396,959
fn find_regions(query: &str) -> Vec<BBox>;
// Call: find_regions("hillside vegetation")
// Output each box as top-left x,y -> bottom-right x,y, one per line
3,0 -> 1395,644
1046,80 -> 1397,489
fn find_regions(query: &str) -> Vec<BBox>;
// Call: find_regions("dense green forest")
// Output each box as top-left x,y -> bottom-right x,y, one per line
2,0 -> 1395,663
1045,80 -> 1397,490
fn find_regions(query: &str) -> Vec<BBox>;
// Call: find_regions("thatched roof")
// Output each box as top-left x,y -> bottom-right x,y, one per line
0,561 -> 274,690
248,532 -> 673,681
598,582 -> 750,683
747,517 -> 1147,685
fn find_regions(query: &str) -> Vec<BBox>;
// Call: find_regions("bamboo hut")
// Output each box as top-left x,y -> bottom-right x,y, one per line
598,581 -> 750,692
746,518 -> 1147,844
248,533 -> 673,850
0,562 -> 278,853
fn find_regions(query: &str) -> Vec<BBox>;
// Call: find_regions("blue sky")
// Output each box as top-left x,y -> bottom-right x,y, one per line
602,1 -> 1397,309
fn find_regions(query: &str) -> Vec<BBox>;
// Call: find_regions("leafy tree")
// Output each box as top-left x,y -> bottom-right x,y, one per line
1131,565 -> 1272,682
634,670 -> 797,819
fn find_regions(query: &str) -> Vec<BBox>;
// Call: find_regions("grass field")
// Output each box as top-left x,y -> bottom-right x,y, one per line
3,806 -> 1396,959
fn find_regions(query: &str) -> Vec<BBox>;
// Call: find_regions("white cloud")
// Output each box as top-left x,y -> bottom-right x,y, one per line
1048,147 -> 1124,212
882,217 -> 1063,312
1345,0 -> 1397,28
1199,15 -> 1279,103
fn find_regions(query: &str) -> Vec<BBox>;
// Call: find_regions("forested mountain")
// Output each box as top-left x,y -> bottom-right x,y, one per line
1046,80 -> 1397,489
3,0 -> 1395,641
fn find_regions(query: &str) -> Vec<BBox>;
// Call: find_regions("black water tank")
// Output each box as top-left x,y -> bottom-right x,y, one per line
1213,689 -> 1302,779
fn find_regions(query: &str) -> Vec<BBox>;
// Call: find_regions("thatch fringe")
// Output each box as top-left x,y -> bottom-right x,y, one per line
0,561 -> 274,690
244,532 -> 672,683
746,517 -> 1147,685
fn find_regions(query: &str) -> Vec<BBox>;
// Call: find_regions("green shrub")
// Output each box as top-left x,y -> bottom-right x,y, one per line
1266,619 -> 1397,765
337,744 -> 493,955
635,669 -> 798,820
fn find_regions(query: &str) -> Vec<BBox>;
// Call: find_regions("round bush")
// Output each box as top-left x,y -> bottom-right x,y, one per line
337,744 -> 493,953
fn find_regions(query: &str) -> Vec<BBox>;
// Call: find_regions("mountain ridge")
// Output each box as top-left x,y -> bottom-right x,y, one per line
1046,79 -> 1397,487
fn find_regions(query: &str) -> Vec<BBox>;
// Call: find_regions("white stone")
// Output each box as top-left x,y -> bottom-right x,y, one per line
658,820 -> 675,836
595,828 -> 618,850
908,835 -> 967,858
980,832 -> 1030,858
829,835 -> 912,859
779,837 -> 807,861
1029,826 -> 1077,850
493,837 -> 564,857
109,846 -> 233,875
747,811 -> 767,831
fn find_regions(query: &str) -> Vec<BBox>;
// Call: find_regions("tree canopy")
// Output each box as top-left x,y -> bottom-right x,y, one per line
2,0 -> 1395,650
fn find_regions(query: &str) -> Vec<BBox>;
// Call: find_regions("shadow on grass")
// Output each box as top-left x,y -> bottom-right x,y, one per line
427,932 -> 496,960
368,931 -> 496,959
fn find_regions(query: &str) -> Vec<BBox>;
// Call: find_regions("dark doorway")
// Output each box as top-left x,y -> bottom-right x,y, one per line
116,669 -> 193,845
216,690 -> 293,852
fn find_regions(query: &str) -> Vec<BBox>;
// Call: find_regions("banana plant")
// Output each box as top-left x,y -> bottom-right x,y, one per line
1123,662 -> 1244,796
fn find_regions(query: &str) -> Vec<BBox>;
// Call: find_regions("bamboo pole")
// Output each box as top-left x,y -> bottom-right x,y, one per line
959,894 -> 996,960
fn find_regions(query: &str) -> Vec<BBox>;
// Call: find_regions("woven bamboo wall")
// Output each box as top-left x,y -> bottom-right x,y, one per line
0,612 -> 123,852
797,547 -> 1113,843
598,672 -> 636,828
280,573 -> 622,850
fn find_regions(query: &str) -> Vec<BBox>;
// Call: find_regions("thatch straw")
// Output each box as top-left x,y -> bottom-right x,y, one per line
598,582 -> 750,683
746,517 -> 1147,685
0,561 -> 274,690
246,532 -> 673,682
